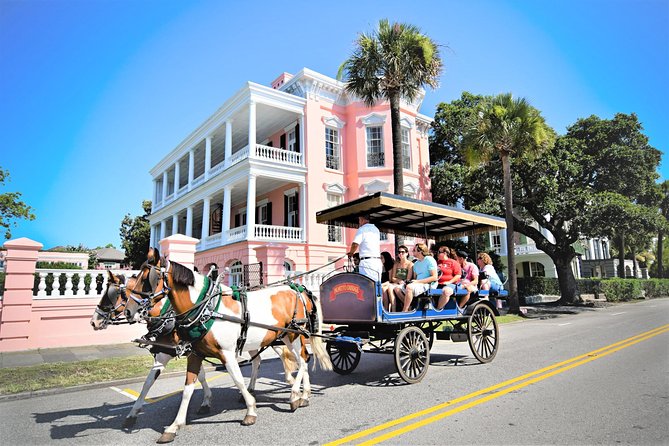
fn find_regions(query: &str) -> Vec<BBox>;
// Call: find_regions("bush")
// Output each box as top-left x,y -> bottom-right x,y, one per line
0,272 -> 5,295
599,279 -> 644,302
517,277 -> 560,299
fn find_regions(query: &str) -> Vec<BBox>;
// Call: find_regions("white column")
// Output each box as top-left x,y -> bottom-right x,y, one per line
149,224 -> 156,247
588,239 -> 595,260
188,149 -> 195,185
248,101 -> 256,157
205,136 -> 212,179
162,171 -> 168,200
174,161 -> 180,194
202,197 -> 211,239
247,174 -> 256,240
299,182 -> 307,241
186,206 -> 193,237
153,179 -> 158,204
223,186 -> 231,242
225,120 -> 232,165
160,220 -> 167,241
172,214 -> 179,236
299,113 -> 305,164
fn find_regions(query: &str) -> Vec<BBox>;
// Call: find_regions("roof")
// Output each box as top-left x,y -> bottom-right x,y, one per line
94,247 -> 125,262
316,192 -> 506,240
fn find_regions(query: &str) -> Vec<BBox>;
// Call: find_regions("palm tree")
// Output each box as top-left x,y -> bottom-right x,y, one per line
464,93 -> 552,314
338,19 -> 443,196
656,180 -> 669,277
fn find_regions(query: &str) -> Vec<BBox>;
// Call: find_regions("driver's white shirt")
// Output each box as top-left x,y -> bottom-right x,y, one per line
353,223 -> 380,258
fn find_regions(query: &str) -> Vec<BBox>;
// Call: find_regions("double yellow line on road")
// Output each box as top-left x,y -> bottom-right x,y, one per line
325,324 -> 669,446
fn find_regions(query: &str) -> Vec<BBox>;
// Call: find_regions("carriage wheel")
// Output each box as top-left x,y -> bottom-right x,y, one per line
394,326 -> 430,384
468,303 -> 499,363
327,339 -> 361,375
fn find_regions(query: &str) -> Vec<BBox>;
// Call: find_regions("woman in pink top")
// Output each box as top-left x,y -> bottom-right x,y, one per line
455,250 -> 479,309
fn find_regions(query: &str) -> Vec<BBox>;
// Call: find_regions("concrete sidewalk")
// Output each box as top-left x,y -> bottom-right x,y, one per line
0,342 -> 147,369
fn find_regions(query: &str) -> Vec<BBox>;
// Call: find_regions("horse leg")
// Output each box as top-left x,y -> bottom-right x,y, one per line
221,350 -> 258,426
272,345 -> 296,385
282,337 -> 307,411
298,338 -> 312,407
239,349 -> 260,403
196,367 -> 212,415
157,355 -> 202,444
123,352 -> 171,429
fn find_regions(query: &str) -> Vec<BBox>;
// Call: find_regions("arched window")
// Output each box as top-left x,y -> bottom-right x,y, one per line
230,261 -> 243,286
529,262 -> 545,277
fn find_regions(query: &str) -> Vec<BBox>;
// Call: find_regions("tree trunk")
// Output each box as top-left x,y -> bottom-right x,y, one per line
501,153 -> 520,314
617,232 -> 625,278
658,230 -> 664,278
632,249 -> 638,278
554,256 -> 580,304
389,92 -> 404,253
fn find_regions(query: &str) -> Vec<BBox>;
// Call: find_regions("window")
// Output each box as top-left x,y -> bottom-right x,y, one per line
230,261 -> 243,286
287,193 -> 298,227
366,126 -> 384,167
288,128 -> 297,152
401,127 -> 411,170
380,232 -> 388,241
528,262 -> 545,277
327,193 -> 343,242
325,127 -> 341,170
234,209 -> 247,227
258,202 -> 269,225
492,232 -> 502,253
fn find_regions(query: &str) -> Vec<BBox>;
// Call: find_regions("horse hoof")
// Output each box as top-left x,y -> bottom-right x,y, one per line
299,399 -> 310,408
290,400 -> 301,411
122,416 -> 137,429
156,432 -> 176,444
241,415 -> 257,426
196,405 -> 210,415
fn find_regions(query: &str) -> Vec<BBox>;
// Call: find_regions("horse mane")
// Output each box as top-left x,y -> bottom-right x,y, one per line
169,260 -> 195,287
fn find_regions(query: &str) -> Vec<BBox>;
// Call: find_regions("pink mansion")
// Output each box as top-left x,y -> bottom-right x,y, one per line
148,68 -> 432,283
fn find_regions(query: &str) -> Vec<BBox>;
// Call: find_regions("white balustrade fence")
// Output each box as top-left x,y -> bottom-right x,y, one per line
254,144 -> 303,166
255,225 -> 302,241
31,269 -> 141,300
286,270 -> 340,298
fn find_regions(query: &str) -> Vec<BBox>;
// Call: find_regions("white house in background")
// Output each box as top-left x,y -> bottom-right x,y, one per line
93,247 -> 126,270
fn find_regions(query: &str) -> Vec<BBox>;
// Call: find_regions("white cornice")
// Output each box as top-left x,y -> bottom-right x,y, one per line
360,112 -> 387,126
324,182 -> 347,194
363,179 -> 390,194
322,115 -> 346,129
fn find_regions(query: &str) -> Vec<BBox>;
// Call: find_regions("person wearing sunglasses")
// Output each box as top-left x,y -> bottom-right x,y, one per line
435,247 -> 461,310
454,250 -> 478,310
394,243 -> 438,312
382,245 -> 414,311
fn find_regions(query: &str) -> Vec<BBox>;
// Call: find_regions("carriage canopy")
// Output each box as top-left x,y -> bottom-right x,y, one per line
316,192 -> 506,240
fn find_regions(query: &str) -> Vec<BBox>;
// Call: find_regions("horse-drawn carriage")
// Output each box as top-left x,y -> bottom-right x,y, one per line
316,192 -> 508,384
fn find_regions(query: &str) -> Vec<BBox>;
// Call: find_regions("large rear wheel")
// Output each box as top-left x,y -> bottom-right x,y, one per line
394,326 -> 430,384
327,338 -> 362,375
468,303 -> 499,363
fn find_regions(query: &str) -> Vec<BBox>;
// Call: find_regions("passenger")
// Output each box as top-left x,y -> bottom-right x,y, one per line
380,251 -> 394,283
455,250 -> 479,310
382,245 -> 414,312
435,247 -> 461,310
477,252 -> 504,308
394,243 -> 438,312
347,214 -> 382,282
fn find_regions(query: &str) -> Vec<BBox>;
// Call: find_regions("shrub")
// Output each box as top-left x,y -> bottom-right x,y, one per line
599,279 -> 644,302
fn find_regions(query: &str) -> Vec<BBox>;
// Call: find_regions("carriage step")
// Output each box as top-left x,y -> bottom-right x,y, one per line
450,333 -> 468,342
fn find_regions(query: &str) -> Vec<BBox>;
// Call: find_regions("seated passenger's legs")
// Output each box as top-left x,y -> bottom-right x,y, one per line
436,284 -> 455,310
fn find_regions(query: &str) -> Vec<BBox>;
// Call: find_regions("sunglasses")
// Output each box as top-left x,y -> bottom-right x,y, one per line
398,250 -> 407,254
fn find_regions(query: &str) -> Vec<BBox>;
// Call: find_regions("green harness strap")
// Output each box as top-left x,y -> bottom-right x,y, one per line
177,276 -> 222,342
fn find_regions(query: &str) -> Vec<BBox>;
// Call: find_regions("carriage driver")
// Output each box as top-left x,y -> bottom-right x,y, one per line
347,214 -> 383,283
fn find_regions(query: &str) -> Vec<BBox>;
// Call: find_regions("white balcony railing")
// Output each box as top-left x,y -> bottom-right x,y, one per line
31,269 -> 141,299
515,244 -> 543,255
255,224 -> 302,241
287,270 -> 340,298
254,144 -> 303,166
227,226 -> 248,243
229,147 -> 250,167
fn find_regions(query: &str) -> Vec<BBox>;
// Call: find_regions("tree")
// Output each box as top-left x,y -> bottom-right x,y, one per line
120,200 -> 151,269
656,181 -> 669,277
339,19 -> 443,196
431,105 -> 662,304
462,93 -> 553,314
0,167 -> 35,239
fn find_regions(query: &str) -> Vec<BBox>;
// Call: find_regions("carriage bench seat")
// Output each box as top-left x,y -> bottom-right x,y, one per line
478,288 -> 509,299
426,285 -> 470,298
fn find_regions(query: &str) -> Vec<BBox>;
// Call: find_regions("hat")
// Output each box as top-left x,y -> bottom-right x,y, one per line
456,250 -> 469,259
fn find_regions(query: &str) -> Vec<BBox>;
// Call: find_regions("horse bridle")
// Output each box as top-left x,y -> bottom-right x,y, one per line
94,281 -> 128,328
126,262 -> 172,321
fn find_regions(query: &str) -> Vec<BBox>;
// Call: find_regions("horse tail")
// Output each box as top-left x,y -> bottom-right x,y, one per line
309,294 -> 332,371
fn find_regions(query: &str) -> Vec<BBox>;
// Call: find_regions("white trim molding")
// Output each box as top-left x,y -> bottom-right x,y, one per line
360,112 -> 387,126
324,182 -> 347,194
322,115 -> 346,129
364,179 -> 390,194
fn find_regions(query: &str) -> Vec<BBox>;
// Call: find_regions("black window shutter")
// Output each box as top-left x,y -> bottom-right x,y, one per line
294,191 -> 299,227
255,205 -> 260,224
283,195 -> 288,226
267,202 -> 272,225
267,140 -> 273,147
294,123 -> 300,152
234,213 -> 240,227
280,134 -> 286,150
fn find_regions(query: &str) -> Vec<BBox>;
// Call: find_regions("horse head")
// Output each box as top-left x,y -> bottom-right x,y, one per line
124,247 -> 169,323
90,270 -> 131,330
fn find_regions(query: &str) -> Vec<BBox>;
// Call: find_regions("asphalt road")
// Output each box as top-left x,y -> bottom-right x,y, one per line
1,299 -> 668,445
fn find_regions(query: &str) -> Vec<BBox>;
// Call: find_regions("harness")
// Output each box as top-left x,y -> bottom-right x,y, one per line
175,276 -> 222,343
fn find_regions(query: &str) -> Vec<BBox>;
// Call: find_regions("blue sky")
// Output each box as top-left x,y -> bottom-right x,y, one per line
1,0 -> 668,250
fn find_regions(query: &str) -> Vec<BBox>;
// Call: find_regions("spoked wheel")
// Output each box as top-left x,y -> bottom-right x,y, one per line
394,326 -> 430,384
468,303 -> 499,363
327,338 -> 362,375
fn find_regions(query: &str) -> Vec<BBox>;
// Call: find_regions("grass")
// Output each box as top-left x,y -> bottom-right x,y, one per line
0,354 -> 188,396
0,316 -> 527,396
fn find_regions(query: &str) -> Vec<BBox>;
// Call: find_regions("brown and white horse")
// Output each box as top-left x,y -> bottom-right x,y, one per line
124,254 -> 332,443
90,271 -> 213,428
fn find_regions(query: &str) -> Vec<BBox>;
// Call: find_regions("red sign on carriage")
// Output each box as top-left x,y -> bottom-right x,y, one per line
329,283 -> 364,302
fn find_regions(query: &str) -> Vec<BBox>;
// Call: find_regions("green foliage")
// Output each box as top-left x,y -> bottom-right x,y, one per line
35,261 -> 82,269
517,277 -> 561,298
0,167 -> 36,239
641,279 -> 669,299
0,271 -> 4,295
120,200 -> 152,269
47,244 -> 89,253
600,279 -> 645,302
430,99 -> 663,305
